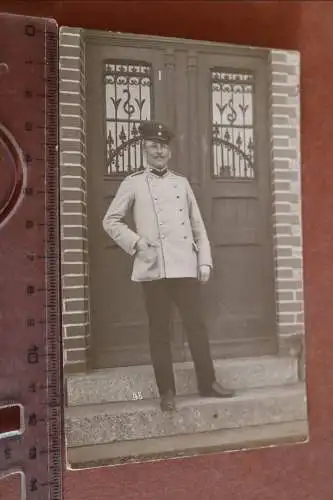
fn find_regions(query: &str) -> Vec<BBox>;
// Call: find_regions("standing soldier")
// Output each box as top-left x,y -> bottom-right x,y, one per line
103,120 -> 234,411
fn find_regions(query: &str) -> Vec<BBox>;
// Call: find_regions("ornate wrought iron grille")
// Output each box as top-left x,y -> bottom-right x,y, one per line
104,60 -> 153,176
211,69 -> 255,179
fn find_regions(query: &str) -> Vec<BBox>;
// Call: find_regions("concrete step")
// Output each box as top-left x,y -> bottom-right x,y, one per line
65,383 -> 307,449
66,356 -> 299,406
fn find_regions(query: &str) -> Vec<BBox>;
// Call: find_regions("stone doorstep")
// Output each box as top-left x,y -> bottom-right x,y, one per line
66,356 -> 299,406
65,383 -> 307,448
67,419 -> 309,468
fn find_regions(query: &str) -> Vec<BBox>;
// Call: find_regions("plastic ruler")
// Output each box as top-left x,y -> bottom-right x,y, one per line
0,12 -> 63,500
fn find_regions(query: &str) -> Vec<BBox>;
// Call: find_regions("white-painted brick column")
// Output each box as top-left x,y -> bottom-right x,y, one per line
269,50 -> 305,375
59,28 -> 90,374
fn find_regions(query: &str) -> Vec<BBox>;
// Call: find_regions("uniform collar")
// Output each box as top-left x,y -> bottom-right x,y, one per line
148,166 -> 169,178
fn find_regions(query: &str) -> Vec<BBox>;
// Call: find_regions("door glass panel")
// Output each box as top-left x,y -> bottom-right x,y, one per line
211,69 -> 255,179
104,60 -> 153,176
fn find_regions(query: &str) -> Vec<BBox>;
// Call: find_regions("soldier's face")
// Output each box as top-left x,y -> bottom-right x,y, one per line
144,140 -> 171,169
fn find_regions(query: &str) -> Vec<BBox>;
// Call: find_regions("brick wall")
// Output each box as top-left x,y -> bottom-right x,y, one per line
268,50 -> 305,372
59,33 -> 304,377
59,28 -> 90,374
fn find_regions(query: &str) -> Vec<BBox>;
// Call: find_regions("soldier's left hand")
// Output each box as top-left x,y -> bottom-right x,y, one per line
199,265 -> 211,283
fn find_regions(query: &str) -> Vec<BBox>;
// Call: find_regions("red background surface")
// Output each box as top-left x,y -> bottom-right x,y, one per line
1,1 -> 333,499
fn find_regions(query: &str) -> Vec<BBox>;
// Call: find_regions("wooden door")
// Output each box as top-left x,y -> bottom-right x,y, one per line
86,42 -> 186,368
186,50 -> 277,359
86,36 -> 277,369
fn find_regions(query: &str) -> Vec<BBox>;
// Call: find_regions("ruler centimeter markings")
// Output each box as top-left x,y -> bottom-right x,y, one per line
0,13 -> 63,500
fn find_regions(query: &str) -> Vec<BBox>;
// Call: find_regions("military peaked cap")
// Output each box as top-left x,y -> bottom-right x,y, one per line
139,120 -> 174,144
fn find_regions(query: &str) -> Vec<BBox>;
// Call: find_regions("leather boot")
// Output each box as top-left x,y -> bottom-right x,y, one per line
160,390 -> 176,412
200,381 -> 235,398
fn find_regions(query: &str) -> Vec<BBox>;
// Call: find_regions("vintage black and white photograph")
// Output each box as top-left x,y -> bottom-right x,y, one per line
59,27 -> 308,468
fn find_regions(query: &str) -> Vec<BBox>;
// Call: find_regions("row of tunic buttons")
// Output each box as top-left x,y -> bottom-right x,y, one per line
160,234 -> 188,240
152,182 -> 187,239
153,195 -> 184,212
160,234 -> 188,239
159,220 -> 185,226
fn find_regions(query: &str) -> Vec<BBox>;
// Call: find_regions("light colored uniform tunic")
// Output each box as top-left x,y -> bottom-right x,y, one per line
103,168 -> 213,282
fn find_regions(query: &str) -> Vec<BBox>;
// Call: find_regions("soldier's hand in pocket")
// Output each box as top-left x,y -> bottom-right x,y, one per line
198,265 -> 211,283
135,237 -> 157,263
136,237 -> 150,252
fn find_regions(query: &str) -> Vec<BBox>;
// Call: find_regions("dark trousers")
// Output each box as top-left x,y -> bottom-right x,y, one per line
142,278 -> 216,396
